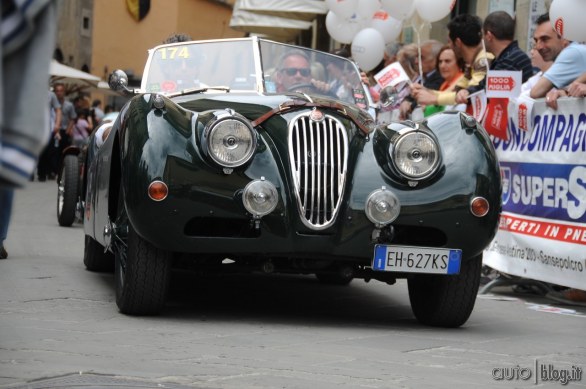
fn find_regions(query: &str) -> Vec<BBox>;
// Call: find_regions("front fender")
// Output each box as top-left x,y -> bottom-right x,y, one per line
119,95 -> 195,232
351,112 -> 501,259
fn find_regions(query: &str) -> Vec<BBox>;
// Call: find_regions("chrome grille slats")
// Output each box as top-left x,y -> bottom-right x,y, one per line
288,112 -> 348,230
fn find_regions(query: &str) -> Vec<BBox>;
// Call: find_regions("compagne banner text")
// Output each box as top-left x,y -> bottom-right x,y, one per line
484,98 -> 586,290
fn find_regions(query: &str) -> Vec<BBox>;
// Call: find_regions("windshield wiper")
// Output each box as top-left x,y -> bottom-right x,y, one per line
168,86 -> 230,97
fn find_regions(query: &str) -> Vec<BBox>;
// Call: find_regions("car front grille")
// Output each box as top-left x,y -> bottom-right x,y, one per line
288,112 -> 348,230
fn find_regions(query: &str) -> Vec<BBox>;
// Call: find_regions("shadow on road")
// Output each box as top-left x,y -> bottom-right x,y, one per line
158,270 -> 417,328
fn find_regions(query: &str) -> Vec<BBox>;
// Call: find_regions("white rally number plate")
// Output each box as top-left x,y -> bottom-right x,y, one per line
372,245 -> 461,275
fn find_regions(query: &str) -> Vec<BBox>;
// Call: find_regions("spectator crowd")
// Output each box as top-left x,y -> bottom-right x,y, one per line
37,89 -> 112,182
359,11 -> 586,126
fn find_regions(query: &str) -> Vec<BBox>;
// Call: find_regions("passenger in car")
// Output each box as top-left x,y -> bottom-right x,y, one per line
324,58 -> 353,103
158,44 -> 207,92
171,54 -> 206,90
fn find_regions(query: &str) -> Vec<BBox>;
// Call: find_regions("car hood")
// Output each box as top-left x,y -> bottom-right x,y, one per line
173,91 -> 375,136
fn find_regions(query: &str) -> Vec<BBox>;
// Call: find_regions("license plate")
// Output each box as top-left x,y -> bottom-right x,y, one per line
372,245 -> 461,275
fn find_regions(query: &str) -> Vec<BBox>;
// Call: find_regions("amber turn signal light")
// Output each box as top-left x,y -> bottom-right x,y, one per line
470,196 -> 489,217
148,180 -> 168,201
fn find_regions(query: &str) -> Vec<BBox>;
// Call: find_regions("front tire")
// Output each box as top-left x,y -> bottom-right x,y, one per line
115,223 -> 171,315
408,255 -> 482,328
57,154 -> 79,226
83,235 -> 114,272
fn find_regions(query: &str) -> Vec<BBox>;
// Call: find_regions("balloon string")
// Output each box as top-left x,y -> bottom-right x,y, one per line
415,24 -> 423,82
482,38 -> 489,76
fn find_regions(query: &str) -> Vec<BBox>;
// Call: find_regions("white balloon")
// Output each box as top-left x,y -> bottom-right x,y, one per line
325,0 -> 359,19
415,0 -> 454,23
351,28 -> 386,71
550,0 -> 586,42
355,0 -> 381,22
326,11 -> 362,44
370,10 -> 403,43
380,0 -> 415,21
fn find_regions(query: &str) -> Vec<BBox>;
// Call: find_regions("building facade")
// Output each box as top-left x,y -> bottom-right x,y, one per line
54,0 -> 554,97
54,0 -> 93,71
91,0 -> 244,83
55,0 -> 243,85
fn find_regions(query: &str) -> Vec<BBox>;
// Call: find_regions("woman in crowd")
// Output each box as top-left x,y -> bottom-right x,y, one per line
421,45 -> 466,116
410,46 -> 465,116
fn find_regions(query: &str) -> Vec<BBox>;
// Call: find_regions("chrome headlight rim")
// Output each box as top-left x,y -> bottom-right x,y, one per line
390,129 -> 441,181
205,112 -> 257,169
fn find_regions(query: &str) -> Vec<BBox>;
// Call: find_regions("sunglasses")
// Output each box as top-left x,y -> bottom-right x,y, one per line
281,67 -> 311,77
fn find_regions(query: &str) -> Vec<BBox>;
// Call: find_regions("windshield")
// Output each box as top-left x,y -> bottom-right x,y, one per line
143,39 -> 257,93
259,40 -> 368,109
141,38 -> 369,110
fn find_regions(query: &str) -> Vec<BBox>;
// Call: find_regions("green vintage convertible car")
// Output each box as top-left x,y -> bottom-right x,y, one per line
83,37 -> 501,327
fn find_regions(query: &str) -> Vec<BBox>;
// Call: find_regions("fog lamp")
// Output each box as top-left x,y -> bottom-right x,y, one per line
365,187 -> 400,227
242,177 -> 278,217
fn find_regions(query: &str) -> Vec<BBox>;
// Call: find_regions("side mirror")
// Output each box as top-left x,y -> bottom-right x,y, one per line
379,85 -> 400,108
108,69 -> 132,94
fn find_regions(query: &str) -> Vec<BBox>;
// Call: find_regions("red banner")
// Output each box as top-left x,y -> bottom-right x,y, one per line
483,97 -> 509,140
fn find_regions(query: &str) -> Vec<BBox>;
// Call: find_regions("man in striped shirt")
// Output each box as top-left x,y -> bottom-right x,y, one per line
456,11 -> 534,103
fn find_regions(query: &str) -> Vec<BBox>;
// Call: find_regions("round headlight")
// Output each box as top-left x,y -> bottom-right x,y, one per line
242,178 -> 279,217
391,132 -> 440,179
365,187 -> 400,227
207,118 -> 256,168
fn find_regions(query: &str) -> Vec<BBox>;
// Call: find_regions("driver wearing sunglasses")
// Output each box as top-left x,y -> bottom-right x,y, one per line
281,67 -> 311,77
276,50 -> 315,92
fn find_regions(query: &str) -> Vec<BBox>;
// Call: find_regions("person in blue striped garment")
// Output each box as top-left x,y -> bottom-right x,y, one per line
1,0 -> 58,259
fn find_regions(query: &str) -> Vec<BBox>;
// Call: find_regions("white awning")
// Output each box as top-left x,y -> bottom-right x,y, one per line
49,60 -> 118,95
50,60 -> 101,85
230,9 -> 314,41
229,0 -> 327,42
237,0 -> 327,20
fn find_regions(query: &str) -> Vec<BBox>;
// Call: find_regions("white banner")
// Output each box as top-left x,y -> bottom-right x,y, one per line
508,94 -> 535,133
374,62 -> 409,89
485,70 -> 522,98
484,98 -> 586,290
468,90 -> 487,121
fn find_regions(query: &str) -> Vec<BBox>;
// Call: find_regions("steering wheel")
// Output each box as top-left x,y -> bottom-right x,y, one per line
287,83 -> 318,93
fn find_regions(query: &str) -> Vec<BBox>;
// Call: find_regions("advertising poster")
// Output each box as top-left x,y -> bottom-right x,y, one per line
484,98 -> 586,290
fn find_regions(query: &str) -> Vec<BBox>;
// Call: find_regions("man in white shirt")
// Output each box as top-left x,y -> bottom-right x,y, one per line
529,13 -> 586,107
